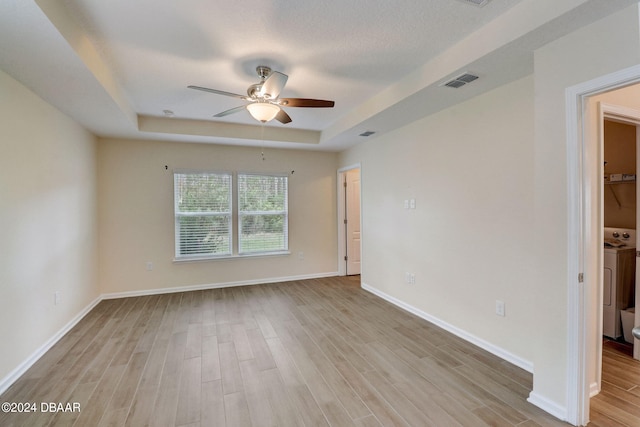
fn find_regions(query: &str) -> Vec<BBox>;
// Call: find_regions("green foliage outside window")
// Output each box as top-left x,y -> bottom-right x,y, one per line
238,174 -> 288,254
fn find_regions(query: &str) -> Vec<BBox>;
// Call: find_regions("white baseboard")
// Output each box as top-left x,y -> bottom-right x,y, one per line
361,282 -> 534,373
0,296 -> 102,396
528,391 -> 568,422
1,271 -> 337,396
101,272 -> 339,299
590,381 -> 600,397
362,282 -> 573,422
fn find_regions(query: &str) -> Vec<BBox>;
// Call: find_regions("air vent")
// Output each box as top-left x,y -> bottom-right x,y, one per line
456,73 -> 479,83
442,73 -> 479,89
456,0 -> 491,6
359,131 -> 376,137
445,80 -> 466,89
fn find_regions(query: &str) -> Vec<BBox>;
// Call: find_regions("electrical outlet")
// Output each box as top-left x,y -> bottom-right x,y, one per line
146,261 -> 154,271
404,200 -> 409,209
54,291 -> 61,306
410,273 -> 416,284
405,272 -> 411,283
409,199 -> 416,209
298,251 -> 304,260
496,300 -> 505,317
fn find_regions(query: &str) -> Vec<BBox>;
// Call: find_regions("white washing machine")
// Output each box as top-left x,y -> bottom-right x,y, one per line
603,227 -> 636,339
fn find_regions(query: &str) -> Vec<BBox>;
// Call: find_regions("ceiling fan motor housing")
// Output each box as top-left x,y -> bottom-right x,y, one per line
256,65 -> 272,80
248,66 -> 273,98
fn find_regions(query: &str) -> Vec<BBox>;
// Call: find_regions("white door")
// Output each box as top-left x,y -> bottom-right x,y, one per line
345,169 -> 361,275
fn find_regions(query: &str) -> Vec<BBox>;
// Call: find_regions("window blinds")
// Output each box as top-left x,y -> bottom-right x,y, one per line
174,172 -> 232,258
238,173 -> 288,254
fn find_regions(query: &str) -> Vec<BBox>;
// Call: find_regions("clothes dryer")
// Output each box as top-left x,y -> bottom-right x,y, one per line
603,227 -> 636,339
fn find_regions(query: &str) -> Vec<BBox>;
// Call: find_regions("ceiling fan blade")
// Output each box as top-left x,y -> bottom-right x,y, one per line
260,71 -> 288,99
275,109 -> 292,124
188,85 -> 247,99
279,98 -> 335,108
213,105 -> 247,117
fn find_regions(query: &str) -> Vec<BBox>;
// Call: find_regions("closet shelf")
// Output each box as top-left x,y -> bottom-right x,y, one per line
604,180 -> 636,185
605,179 -> 635,209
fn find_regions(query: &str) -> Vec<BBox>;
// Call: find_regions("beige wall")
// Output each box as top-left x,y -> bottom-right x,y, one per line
97,138 -> 338,295
340,75 -> 537,362
0,69 -> 99,385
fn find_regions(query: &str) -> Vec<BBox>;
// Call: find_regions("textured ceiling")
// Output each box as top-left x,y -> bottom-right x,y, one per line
61,0 -> 520,125
0,0 -> 637,150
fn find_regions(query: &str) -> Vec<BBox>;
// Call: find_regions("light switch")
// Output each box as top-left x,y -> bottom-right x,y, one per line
496,300 -> 505,317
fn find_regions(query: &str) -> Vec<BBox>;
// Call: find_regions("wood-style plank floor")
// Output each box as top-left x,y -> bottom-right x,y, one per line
1,276 -> 571,426
590,339 -> 640,426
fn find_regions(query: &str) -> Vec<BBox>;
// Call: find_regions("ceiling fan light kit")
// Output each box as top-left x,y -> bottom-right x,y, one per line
247,102 -> 281,122
188,65 -> 335,125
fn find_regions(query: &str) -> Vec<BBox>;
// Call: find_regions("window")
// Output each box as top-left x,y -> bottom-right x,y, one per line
173,171 -> 288,260
238,173 -> 288,254
174,172 -> 232,259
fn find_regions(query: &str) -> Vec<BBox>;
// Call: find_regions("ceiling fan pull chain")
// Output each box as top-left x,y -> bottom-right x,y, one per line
260,123 -> 266,161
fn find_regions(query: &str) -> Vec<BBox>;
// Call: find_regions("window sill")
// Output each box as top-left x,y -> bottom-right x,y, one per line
173,251 -> 291,263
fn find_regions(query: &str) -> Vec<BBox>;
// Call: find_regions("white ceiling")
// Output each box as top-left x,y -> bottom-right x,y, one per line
0,0 -> 637,151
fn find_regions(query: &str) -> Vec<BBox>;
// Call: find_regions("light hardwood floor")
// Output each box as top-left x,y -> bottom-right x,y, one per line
589,339 -> 640,426
1,276 -> 572,426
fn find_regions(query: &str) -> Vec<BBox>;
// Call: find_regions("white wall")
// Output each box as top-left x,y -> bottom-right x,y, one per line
340,75 -> 537,363
0,69 -> 99,387
97,138 -> 338,295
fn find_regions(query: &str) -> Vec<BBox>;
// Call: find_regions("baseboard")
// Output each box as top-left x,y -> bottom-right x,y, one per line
101,271 -> 339,299
363,282 -> 573,421
0,296 -> 102,396
590,381 -> 600,397
361,282 -> 534,373
528,391 -> 568,422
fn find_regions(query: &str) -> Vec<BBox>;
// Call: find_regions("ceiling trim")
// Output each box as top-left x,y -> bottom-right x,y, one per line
35,0 -> 137,127
138,116 -> 321,145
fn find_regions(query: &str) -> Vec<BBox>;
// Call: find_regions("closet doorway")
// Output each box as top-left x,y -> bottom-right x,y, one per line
338,165 -> 361,276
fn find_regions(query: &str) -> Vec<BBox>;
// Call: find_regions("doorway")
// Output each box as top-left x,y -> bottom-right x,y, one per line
566,64 -> 640,425
590,107 -> 640,427
337,165 -> 361,277
594,108 -> 639,397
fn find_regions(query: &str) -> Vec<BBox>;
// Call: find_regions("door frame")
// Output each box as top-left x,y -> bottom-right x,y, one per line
566,64 -> 640,426
337,163 -> 362,276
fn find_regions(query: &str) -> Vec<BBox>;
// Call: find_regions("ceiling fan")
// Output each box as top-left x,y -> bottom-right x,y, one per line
188,65 -> 335,124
